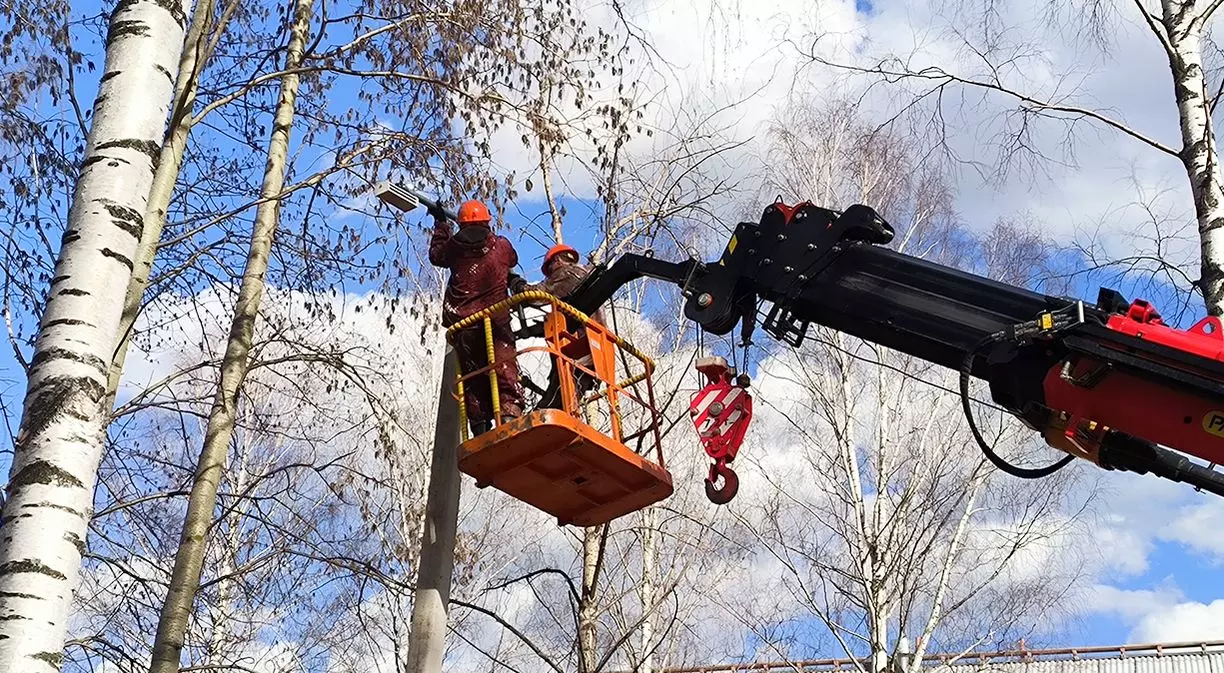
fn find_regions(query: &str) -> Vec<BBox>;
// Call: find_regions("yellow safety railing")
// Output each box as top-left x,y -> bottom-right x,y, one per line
444,291 -> 663,461
446,291 -> 656,367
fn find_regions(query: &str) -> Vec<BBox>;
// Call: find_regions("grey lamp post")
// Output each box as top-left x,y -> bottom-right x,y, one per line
374,179 -> 461,673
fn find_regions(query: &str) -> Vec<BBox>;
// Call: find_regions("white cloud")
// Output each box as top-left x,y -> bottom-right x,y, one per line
475,0 -> 866,217
1089,523 -> 1154,578
853,0 -> 1193,243
1164,498 -> 1224,562
1132,599 -> 1224,642
1086,583 -> 1185,622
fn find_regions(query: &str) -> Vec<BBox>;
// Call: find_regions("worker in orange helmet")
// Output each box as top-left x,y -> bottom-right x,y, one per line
511,244 -> 602,318
511,242 -> 603,409
429,198 -> 524,436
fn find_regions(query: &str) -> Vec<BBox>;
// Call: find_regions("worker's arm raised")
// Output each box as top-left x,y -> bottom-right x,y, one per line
428,218 -> 453,268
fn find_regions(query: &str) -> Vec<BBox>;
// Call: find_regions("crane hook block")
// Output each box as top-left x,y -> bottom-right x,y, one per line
690,356 -> 753,504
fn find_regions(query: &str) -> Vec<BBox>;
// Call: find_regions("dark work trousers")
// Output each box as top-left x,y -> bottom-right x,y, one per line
452,315 -> 524,433
537,352 -> 599,411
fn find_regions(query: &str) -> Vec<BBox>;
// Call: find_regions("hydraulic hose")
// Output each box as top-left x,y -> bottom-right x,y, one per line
960,335 -> 1075,479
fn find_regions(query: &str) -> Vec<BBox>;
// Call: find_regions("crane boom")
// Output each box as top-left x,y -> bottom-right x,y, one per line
562,200 -> 1224,497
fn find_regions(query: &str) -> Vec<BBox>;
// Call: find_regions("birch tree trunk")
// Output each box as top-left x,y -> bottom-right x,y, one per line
147,0 -> 312,669
869,363 -> 891,673
532,80 -> 564,243
869,590 -> 889,673
1161,0 -> 1224,314
905,472 -> 987,673
540,139 -> 564,244
579,525 -> 603,673
637,507 -> 658,673
0,2 -> 191,670
106,0 -> 219,404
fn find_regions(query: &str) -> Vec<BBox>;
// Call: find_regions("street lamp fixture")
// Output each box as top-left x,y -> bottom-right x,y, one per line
374,180 -> 456,221
374,181 -> 420,212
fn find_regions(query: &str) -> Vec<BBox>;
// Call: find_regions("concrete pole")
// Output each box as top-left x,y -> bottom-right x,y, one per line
405,347 -> 462,673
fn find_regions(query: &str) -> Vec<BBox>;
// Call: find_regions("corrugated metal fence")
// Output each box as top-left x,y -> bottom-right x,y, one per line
952,644 -> 1224,673
628,641 -> 1224,673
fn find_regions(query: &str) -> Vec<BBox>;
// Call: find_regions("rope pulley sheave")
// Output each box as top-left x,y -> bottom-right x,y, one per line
689,355 -> 753,504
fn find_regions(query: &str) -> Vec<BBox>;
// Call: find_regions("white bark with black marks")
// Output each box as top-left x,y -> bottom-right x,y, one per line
146,0 -> 312,670
637,506 -> 658,673
1160,0 -> 1224,313
904,472 -> 986,673
579,525 -> 603,673
0,1 -> 190,670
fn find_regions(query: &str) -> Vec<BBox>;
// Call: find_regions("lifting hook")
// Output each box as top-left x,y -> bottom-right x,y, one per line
704,459 -> 739,504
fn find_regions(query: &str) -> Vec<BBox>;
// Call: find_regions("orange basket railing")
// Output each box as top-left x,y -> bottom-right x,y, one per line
444,291 -> 664,466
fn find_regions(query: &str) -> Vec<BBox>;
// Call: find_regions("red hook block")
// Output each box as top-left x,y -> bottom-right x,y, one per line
690,356 -> 753,504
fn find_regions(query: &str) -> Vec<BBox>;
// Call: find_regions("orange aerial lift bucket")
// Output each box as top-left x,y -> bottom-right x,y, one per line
445,291 -> 673,527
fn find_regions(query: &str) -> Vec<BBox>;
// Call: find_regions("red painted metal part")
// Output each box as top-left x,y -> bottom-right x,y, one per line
770,199 -> 815,225
1105,299 -> 1224,362
1043,359 -> 1224,465
1042,299 -> 1224,465
690,380 -> 752,463
689,357 -> 753,503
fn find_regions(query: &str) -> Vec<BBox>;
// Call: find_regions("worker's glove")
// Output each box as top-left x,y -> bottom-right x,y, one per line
509,273 -> 528,294
426,199 -> 448,223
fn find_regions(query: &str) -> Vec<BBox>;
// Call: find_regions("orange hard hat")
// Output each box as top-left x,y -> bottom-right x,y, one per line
457,199 -> 491,225
542,243 -> 579,273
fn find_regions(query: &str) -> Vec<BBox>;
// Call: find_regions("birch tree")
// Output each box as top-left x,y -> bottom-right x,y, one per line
147,0 -> 313,669
805,0 -> 1224,314
740,344 -> 1085,668
0,1 -> 192,670
634,507 -> 659,673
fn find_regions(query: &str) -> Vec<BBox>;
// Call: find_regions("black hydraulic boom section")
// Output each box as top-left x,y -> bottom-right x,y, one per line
565,200 -> 1224,496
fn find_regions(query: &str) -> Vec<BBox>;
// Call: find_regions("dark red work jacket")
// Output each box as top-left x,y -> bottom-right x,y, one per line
429,220 -> 518,327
